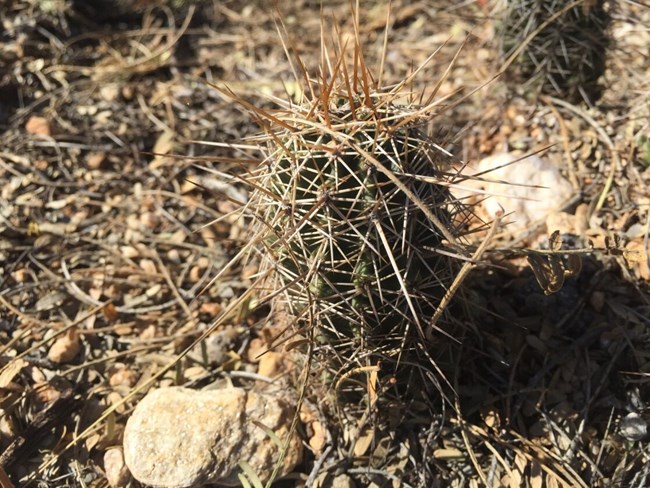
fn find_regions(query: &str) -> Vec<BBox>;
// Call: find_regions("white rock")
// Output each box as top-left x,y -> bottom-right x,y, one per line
123,387 -> 302,487
459,153 -> 573,229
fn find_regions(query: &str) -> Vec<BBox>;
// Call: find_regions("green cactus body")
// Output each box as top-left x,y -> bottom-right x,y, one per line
499,0 -> 610,103
254,99 -> 463,368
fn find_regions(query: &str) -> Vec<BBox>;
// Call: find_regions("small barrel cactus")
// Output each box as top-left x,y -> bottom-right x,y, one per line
499,0 -> 610,103
242,45 -> 475,396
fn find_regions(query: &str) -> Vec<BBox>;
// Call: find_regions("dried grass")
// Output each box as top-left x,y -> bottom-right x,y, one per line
0,0 -> 648,487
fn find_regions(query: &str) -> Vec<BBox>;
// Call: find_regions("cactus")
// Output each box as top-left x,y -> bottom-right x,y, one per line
499,0 -> 610,103
236,32 -> 477,399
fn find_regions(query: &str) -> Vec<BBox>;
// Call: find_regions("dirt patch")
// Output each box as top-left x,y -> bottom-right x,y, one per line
0,1 -> 648,487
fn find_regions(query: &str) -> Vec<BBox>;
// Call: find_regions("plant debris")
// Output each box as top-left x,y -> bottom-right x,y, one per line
0,1 -> 648,487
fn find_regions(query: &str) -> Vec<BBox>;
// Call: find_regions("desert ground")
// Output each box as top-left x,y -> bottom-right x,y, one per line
0,1 -> 649,487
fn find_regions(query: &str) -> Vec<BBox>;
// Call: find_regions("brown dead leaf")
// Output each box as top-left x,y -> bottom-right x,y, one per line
114,324 -> 133,336
0,359 -> 27,389
526,334 -> 548,354
508,454 -> 525,488
103,303 -> 118,322
35,291 -> 67,312
241,264 -> 258,280
138,324 -> 157,340
353,425 -> 374,457
85,432 -> 102,452
545,473 -> 560,488
149,130 -> 175,169
433,448 -> 464,459
529,460 -> 544,488
625,239 -> 650,281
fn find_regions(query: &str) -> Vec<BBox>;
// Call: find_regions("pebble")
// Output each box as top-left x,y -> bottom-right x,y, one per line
123,386 -> 302,487
25,115 -> 51,136
104,447 -> 131,488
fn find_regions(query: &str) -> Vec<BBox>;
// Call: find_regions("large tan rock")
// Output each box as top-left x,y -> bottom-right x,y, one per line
123,387 -> 302,487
